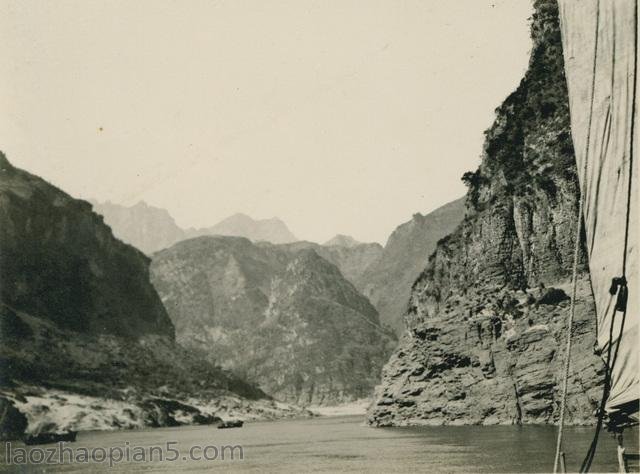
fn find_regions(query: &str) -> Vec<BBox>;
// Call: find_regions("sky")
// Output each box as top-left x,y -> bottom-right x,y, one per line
0,0 -> 533,244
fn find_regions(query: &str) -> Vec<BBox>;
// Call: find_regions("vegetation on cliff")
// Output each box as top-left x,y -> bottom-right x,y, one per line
464,0 -> 577,212
368,0 -> 604,427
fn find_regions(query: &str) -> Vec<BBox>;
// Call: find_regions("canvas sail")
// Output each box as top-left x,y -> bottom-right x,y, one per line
557,0 -> 639,414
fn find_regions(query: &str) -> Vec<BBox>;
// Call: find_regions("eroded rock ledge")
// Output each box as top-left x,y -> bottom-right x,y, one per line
368,281 -> 603,426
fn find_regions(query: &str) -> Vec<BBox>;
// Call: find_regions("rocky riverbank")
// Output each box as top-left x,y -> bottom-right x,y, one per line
0,154 -> 310,441
0,387 -> 308,439
367,281 -> 603,426
367,0 -> 605,427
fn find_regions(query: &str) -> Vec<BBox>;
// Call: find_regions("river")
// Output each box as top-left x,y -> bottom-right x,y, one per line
1,416 -> 637,473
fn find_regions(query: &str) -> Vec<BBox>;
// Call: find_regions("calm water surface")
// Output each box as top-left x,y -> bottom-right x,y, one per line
1,416 -> 637,473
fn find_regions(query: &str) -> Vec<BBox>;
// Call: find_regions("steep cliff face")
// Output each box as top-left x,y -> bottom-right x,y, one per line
0,155 -> 303,438
356,198 -> 466,333
367,0 -> 604,426
280,202 -> 465,335
150,236 -> 394,405
0,155 -> 173,338
90,200 -> 185,254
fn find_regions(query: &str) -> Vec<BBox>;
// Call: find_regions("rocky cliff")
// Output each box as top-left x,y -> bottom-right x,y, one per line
0,155 -> 173,338
367,0 -> 605,426
356,198 -> 466,333
279,203 -> 465,335
0,155 -> 304,438
150,236 -> 394,405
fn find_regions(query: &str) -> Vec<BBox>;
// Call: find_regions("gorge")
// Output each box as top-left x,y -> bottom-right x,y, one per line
0,0 -> 612,446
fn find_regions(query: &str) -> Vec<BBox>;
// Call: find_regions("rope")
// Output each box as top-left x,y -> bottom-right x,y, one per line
553,2 -> 601,472
553,181 -> 586,473
580,0 -> 637,471
624,0 -> 638,277
580,299 -> 618,472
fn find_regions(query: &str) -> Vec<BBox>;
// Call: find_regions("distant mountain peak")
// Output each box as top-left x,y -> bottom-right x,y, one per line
198,213 -> 297,244
323,234 -> 361,248
91,200 -> 185,254
90,202 -> 298,253
221,213 -> 285,225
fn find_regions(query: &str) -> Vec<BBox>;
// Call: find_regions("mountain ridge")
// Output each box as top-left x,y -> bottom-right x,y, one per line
323,234 -> 363,248
90,201 -> 298,254
0,154 -> 306,438
184,212 -> 297,245
150,235 -> 395,406
0,156 -> 173,338
354,197 -> 466,333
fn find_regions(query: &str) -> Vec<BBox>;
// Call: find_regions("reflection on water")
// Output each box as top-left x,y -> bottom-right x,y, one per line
1,415 -> 637,473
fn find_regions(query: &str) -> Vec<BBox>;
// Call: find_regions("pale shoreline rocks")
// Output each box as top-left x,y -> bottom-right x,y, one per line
0,387 -> 311,439
0,154 -> 310,441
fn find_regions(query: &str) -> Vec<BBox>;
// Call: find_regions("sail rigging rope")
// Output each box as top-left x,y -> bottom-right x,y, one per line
553,1 -> 601,472
552,159 -> 587,474
580,297 -> 620,472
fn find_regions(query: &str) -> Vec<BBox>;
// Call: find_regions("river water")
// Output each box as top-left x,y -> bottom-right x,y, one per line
2,415 -> 637,473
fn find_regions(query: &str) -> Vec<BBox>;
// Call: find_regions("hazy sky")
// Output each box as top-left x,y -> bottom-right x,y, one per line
1,0 -> 533,244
